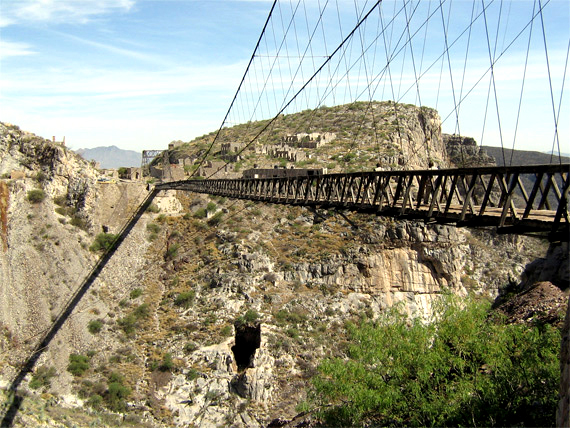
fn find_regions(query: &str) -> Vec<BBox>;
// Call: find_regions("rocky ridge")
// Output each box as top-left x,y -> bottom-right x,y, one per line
0,117 -> 566,427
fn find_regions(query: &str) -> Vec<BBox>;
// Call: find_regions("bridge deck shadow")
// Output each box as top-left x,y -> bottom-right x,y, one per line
1,189 -> 159,427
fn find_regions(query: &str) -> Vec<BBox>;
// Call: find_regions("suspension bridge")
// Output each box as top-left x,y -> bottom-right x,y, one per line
175,0 -> 569,240
2,0 -> 569,425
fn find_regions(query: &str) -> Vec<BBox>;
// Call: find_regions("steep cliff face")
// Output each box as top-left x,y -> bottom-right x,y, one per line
115,198 -> 549,427
0,121 -> 562,427
0,123 -> 153,400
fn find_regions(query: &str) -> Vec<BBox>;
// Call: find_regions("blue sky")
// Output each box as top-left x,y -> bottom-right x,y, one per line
1,0 -> 270,151
1,0 -> 568,155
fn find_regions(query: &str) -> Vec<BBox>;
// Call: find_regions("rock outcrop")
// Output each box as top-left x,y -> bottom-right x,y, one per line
443,133 -> 495,167
0,119 -> 564,427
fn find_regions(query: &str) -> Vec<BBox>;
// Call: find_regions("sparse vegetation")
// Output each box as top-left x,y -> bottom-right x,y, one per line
235,309 -> 260,326
87,319 -> 103,334
174,290 -> 195,308
27,189 -> 46,203
67,353 -> 90,376
29,365 -> 56,390
130,288 -> 143,299
89,233 -> 118,252
193,208 -> 207,219
106,371 -> 131,412
146,203 -> 160,213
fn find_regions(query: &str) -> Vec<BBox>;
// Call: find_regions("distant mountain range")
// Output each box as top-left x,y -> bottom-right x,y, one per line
75,146 -> 141,169
482,146 -> 570,166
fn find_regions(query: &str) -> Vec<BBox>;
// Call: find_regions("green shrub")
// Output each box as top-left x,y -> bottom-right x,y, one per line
129,288 -> 143,299
67,354 -> 90,376
146,203 -> 160,213
184,342 -> 198,354
206,202 -> 217,212
133,303 -> 150,319
165,243 -> 180,260
36,171 -> 47,183
309,295 -> 561,427
89,233 -> 118,252
207,211 -> 224,226
117,314 -> 137,335
186,368 -> 200,381
158,353 -> 174,372
53,195 -> 67,206
106,378 -> 130,412
70,215 -> 88,230
27,189 -> 46,203
342,153 -> 356,163
146,223 -> 160,234
86,394 -> 103,409
220,325 -> 233,337
174,291 -> 195,309
193,208 -> 207,219
87,319 -> 103,334
235,309 -> 260,326
29,366 -> 56,390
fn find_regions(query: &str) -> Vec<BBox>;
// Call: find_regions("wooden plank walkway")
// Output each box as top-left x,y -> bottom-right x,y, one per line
157,164 -> 569,240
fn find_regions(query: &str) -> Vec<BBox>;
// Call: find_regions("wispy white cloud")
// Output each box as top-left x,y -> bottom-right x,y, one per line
0,41 -> 36,59
54,31 -> 165,64
0,0 -> 135,27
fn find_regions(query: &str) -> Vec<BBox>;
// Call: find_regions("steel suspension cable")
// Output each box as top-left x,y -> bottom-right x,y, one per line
538,0 -> 562,165
509,0 -> 536,166
190,0 -> 278,178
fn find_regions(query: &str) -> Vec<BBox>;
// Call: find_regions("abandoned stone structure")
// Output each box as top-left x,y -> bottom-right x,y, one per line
162,163 -> 186,182
282,132 -> 335,148
221,142 -> 244,155
268,143 -> 307,163
220,142 -> 244,162
125,167 -> 142,181
100,169 -> 119,179
196,160 -> 234,178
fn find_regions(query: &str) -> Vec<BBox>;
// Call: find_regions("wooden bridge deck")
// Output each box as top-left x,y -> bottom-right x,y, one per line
157,163 -> 569,240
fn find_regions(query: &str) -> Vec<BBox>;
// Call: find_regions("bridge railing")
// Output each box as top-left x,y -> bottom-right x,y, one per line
158,164 -> 569,239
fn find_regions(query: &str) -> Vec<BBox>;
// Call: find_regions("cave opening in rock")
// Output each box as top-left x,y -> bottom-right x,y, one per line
231,323 -> 261,371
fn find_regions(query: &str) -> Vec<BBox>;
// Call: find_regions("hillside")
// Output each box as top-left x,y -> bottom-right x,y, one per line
76,145 -> 142,169
0,116 -> 567,427
157,101 -> 450,180
482,145 -> 570,166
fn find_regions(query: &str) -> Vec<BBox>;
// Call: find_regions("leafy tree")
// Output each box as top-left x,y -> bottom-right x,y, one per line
117,167 -> 128,178
309,295 -> 560,427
